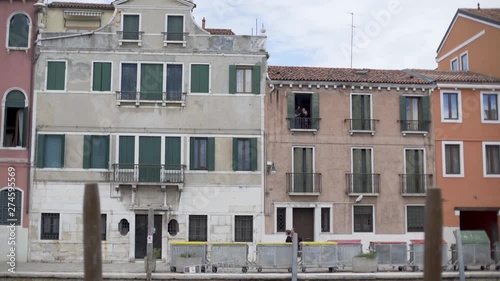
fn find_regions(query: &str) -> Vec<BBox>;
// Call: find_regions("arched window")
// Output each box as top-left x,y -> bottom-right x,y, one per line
3,90 -> 27,147
0,188 -> 22,225
8,13 -> 30,48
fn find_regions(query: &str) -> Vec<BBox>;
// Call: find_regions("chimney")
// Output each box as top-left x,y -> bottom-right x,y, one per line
202,17 -> 206,29
477,2 -> 481,9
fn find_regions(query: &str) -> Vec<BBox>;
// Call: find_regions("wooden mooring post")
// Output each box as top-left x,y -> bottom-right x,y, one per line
423,188 -> 442,281
83,183 -> 102,281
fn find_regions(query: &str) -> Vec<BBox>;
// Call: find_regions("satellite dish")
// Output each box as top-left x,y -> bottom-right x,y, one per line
354,195 -> 363,204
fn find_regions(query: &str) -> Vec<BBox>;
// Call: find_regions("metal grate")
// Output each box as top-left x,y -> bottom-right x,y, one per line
119,219 -> 129,236
353,206 -> 373,232
189,215 -> 207,242
235,215 -> 253,242
407,206 -> 425,232
321,208 -> 330,232
276,208 -> 286,232
0,189 -> 21,225
101,214 -> 107,240
41,213 -> 60,240
168,219 -> 179,236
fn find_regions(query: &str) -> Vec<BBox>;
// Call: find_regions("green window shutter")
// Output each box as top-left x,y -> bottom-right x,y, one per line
140,64 -> 163,100
199,65 -> 210,93
123,15 -> 139,40
232,138 -> 238,171
37,135 -> 46,168
399,96 -> 406,131
93,62 -> 112,91
93,63 -> 102,91
167,16 -> 183,41
104,136 -> 110,168
287,93 -> 295,129
46,62 -> 57,90
207,137 -> 215,171
422,96 -> 430,131
119,136 -> 135,169
165,137 -> 181,166
250,138 -> 257,171
5,90 -> 25,108
47,62 -> 66,90
191,65 -> 200,93
60,135 -> 65,167
56,62 -> 66,90
229,65 -> 236,94
191,65 -> 209,93
189,138 -> 195,170
252,65 -> 261,94
22,108 -> 28,148
83,135 -> 91,169
311,93 -> 320,129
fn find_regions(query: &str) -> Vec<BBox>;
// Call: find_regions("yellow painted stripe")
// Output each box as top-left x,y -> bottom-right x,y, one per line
301,242 -> 338,245
211,243 -> 249,245
170,242 -> 207,245
257,242 -> 292,245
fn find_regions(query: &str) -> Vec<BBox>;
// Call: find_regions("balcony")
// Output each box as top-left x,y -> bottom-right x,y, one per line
345,119 -> 378,135
400,174 -> 432,196
162,32 -> 189,47
287,117 -> 320,131
117,31 -> 144,46
112,164 -> 185,184
346,173 -> 380,195
286,173 -> 321,195
399,120 -> 430,135
116,91 -> 186,106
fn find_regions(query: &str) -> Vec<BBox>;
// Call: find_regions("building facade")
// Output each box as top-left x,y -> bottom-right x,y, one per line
0,0 -> 38,263
43,2 -> 115,33
30,0 -> 267,262
264,66 -> 435,250
436,7 -> 500,77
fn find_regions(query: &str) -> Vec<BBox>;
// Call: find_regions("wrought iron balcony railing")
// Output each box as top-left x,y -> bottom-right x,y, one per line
400,174 -> 432,195
116,91 -> 186,103
346,173 -> 380,195
286,117 -> 320,130
112,164 -> 185,184
399,120 -> 430,132
162,32 -> 189,46
345,119 -> 378,133
286,173 -> 321,195
117,31 -> 145,45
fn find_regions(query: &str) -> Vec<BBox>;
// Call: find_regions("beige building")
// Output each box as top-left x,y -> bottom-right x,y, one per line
264,66 -> 435,249
43,2 -> 114,32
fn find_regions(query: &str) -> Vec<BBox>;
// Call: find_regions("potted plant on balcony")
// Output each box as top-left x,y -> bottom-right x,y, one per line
352,251 -> 378,273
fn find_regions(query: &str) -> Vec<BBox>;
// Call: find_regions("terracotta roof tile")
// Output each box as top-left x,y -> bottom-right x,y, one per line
459,8 -> 500,24
410,69 -> 500,83
205,28 -> 235,35
48,1 -> 114,10
268,66 -> 430,85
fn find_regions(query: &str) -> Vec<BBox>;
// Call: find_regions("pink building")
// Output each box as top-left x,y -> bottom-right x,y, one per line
0,0 -> 37,262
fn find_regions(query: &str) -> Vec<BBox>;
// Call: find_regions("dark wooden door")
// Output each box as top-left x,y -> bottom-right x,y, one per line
135,214 -> 162,259
293,208 -> 314,242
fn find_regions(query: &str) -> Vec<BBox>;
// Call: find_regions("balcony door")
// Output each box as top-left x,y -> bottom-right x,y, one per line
293,147 -> 314,192
139,136 -> 161,182
352,148 -> 372,193
405,149 -> 425,193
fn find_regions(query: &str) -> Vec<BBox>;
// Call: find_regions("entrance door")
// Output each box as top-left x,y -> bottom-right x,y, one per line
135,214 -> 162,259
139,136 -> 161,182
293,208 -> 314,242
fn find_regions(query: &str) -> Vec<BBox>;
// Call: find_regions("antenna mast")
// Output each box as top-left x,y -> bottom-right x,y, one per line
348,12 -> 355,68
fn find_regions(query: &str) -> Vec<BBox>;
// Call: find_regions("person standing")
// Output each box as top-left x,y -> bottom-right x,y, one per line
285,229 -> 292,243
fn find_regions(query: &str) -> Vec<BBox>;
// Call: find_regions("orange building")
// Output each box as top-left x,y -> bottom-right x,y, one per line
436,7 -> 500,78
409,69 -> 500,252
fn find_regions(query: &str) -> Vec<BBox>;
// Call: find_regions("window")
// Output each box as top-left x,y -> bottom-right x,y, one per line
37,135 -> 65,168
8,13 -> 30,48
92,62 -> 112,91
292,147 -> 315,193
46,61 -> 66,91
122,14 -> 140,40
276,207 -> 286,232
140,64 -> 163,100
83,135 -> 109,169
233,138 -> 257,171
407,206 -> 424,232
353,205 -> 373,232
101,214 -> 107,240
168,219 -> 179,236
321,208 -> 330,232
350,94 -> 372,131
229,65 -> 261,94
460,53 -> 468,71
351,148 -> 373,193
404,149 -> 426,194
188,215 -> 207,241
443,142 -> 464,177
190,64 -> 210,93
483,143 -> 500,176
287,93 -> 320,130
118,219 -> 129,236
399,96 -> 430,132
120,63 -> 138,100
0,189 -> 22,225
41,213 -> 60,240
190,137 -> 214,171
166,15 -> 184,41
234,215 -> 253,242
2,90 -> 27,147
441,91 -> 461,122
166,64 -> 183,100
481,93 -> 499,122
451,58 -> 458,71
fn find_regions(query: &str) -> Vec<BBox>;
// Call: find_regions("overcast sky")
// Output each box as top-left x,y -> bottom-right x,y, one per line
51,0 -> 499,70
